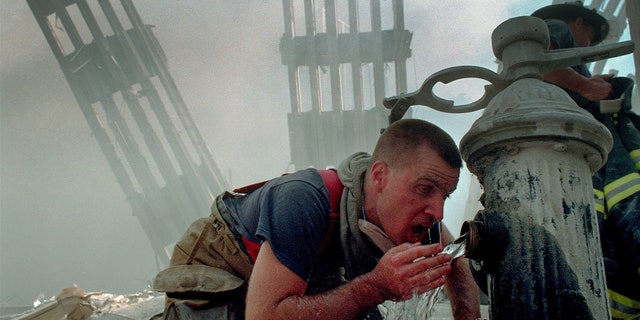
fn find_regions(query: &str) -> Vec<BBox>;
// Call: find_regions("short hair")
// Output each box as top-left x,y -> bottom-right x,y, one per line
371,118 -> 462,169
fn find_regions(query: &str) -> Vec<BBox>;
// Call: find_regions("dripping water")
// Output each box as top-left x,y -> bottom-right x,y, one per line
379,233 -> 469,319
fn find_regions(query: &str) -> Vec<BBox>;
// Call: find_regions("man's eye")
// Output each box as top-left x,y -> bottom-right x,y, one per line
418,185 -> 435,196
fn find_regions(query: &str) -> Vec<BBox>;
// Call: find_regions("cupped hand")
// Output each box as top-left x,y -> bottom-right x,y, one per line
365,242 -> 452,301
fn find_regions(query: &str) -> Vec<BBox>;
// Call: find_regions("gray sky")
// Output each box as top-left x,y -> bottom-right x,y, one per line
1,0 -> 634,306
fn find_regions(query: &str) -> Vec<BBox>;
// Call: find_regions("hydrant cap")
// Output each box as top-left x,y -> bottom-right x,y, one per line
491,16 -> 550,61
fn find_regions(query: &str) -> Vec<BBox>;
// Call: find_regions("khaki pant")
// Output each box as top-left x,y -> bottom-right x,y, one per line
154,195 -> 254,318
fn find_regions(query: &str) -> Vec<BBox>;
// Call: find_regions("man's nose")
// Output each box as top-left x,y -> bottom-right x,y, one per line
423,197 -> 445,221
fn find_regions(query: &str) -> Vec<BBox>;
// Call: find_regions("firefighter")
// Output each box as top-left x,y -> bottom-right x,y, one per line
533,2 -> 640,318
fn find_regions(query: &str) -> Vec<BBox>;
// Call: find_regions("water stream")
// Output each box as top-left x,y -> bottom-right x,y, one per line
378,233 -> 469,319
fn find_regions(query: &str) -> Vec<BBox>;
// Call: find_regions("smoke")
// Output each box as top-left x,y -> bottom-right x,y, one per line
1,0 -> 634,307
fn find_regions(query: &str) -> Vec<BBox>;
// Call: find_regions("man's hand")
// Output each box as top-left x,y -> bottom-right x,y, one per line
580,74 -> 614,101
362,242 -> 452,301
246,241 -> 452,320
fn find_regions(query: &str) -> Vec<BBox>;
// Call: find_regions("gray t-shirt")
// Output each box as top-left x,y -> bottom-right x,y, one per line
223,168 -> 331,280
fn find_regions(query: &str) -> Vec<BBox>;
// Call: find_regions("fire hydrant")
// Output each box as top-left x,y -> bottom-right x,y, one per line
384,16 -> 634,319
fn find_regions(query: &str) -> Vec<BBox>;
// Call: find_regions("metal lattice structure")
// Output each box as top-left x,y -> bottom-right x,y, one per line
27,0 -> 229,266
281,0 -> 412,169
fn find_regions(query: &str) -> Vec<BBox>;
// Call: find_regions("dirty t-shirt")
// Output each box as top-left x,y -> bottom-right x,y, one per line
223,168 -> 331,280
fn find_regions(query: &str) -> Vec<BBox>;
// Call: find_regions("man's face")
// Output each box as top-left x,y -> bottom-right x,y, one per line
569,17 -> 596,47
370,145 -> 460,245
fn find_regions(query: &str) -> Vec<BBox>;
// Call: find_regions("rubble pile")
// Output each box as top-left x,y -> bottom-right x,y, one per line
9,287 -> 164,320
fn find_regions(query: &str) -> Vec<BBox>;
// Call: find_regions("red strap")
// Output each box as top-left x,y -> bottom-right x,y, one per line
243,236 -> 261,262
318,169 -> 343,219
241,169 -> 343,262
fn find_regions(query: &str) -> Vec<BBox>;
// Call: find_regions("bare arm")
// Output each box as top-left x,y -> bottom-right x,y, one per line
543,37 -> 613,102
441,224 -> 481,320
245,241 -> 452,320
543,69 -> 613,102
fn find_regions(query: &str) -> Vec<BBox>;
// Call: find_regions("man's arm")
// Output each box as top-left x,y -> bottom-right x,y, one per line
543,69 -> 613,101
543,27 -> 613,102
441,224 -> 481,320
245,241 -> 452,320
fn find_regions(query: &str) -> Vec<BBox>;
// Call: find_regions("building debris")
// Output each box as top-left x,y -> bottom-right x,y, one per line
8,287 -> 164,320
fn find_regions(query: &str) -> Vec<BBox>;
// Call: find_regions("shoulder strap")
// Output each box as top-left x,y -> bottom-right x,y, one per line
317,169 -> 343,255
237,169 -> 344,262
318,169 -> 343,219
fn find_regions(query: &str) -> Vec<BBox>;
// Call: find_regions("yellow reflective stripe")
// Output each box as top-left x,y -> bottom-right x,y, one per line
594,188 -> 606,219
630,149 -> 640,170
609,289 -> 640,319
611,309 -> 640,320
604,173 -> 640,209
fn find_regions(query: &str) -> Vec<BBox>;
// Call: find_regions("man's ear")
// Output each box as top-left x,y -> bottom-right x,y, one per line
369,160 -> 388,191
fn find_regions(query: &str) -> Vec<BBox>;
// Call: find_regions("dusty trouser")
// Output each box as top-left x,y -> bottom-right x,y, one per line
153,194 -> 254,320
